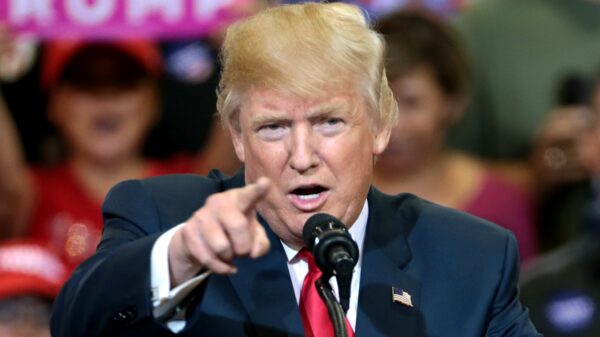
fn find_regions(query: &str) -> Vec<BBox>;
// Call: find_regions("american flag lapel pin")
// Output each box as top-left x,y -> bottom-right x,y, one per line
392,287 -> 413,307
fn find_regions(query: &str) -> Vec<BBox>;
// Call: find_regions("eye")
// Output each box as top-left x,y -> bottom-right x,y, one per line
315,117 -> 345,135
397,95 -> 421,112
257,123 -> 287,140
325,118 -> 343,126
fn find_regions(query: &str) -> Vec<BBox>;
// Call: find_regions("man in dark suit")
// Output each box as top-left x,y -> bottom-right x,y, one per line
50,3 -> 541,336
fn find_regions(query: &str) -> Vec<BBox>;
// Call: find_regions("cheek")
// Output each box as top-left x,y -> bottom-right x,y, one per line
62,99 -> 112,134
327,130 -> 374,173
128,93 -> 154,114
406,113 -> 446,143
59,109 -> 91,138
579,131 -> 600,172
113,96 -> 156,136
129,103 -> 155,132
53,98 -> 84,125
243,139 -> 287,178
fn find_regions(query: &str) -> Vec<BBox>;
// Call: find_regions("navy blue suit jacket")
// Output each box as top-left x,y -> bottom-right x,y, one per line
51,170 -> 541,336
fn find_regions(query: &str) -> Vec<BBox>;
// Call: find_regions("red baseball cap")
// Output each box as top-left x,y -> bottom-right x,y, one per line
0,240 -> 68,300
41,39 -> 162,89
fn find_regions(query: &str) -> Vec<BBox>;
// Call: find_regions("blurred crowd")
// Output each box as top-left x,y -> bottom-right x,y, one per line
0,0 -> 599,336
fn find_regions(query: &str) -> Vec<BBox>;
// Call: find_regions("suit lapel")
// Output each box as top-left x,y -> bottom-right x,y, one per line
221,171 -> 422,336
228,215 -> 304,337
355,188 -> 422,337
216,169 -> 303,336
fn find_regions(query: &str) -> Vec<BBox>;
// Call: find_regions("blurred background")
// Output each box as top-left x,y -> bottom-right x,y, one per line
0,0 -> 599,336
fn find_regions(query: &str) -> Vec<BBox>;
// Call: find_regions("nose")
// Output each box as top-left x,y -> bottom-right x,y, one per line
91,87 -> 124,99
289,125 -> 319,174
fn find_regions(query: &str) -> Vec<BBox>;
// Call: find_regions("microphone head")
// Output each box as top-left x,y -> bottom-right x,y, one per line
303,213 -> 359,314
303,213 -> 342,250
302,213 -> 359,273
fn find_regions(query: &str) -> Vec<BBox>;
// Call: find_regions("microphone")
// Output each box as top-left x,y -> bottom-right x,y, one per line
303,213 -> 359,313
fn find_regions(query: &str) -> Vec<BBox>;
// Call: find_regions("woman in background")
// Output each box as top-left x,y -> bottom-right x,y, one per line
375,10 -> 538,262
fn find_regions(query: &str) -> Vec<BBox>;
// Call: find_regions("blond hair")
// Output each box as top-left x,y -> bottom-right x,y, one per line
217,2 -> 397,131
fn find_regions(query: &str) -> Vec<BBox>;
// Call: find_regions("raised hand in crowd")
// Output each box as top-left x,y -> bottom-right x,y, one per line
0,25 -> 34,237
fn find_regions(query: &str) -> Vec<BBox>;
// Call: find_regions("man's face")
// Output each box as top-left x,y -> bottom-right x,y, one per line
578,85 -> 600,175
231,89 -> 390,248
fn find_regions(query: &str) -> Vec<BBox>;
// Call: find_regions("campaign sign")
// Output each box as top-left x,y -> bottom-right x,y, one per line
0,0 -> 250,39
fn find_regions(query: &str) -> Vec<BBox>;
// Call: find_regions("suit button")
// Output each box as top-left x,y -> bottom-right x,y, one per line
110,306 -> 138,325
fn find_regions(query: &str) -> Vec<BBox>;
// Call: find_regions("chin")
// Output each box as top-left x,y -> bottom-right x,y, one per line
86,149 -> 132,165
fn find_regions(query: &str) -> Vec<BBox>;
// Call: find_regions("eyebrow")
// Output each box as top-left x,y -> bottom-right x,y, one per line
249,99 -> 354,127
250,112 -> 290,127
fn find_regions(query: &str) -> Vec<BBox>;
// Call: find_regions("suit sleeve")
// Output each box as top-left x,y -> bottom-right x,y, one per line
485,232 -> 542,337
50,179 -> 177,337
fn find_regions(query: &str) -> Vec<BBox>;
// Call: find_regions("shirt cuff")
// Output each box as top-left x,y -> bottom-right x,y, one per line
150,223 -> 212,332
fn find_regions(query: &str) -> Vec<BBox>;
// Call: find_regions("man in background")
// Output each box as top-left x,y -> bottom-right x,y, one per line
520,70 -> 600,337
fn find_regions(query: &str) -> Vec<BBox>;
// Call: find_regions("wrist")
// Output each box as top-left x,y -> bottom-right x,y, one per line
168,229 -> 203,287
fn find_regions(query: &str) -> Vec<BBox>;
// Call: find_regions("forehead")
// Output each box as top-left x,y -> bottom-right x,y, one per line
390,66 -> 437,88
59,47 -> 151,90
239,89 -> 365,120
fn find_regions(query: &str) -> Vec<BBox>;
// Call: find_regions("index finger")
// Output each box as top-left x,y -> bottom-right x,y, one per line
236,177 -> 271,213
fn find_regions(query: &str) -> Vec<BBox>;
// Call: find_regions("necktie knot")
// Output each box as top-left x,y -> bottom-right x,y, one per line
298,248 -> 319,274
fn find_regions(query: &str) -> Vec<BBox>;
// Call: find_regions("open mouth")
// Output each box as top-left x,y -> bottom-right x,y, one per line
93,116 -> 123,134
292,185 -> 326,198
289,185 -> 329,210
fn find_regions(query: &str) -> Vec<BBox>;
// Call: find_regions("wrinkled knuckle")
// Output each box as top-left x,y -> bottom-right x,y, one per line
236,244 -> 251,256
232,233 -> 250,248
212,240 -> 232,257
190,209 -> 207,225
227,219 -> 249,234
205,194 -> 223,209
197,251 -> 212,266
180,223 -> 196,242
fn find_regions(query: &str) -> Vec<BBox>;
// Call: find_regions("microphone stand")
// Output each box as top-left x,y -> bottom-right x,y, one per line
315,276 -> 349,337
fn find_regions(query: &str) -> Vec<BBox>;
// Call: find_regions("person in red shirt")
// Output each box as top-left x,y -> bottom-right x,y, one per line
29,41 -> 200,271
0,39 -> 240,272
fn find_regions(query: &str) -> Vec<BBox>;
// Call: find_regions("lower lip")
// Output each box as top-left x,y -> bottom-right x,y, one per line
288,190 -> 329,211
94,122 -> 121,134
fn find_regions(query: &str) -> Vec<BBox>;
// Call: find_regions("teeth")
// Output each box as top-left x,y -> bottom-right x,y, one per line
298,193 -> 320,200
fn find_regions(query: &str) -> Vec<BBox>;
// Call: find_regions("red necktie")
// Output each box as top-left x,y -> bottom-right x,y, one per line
298,248 -> 355,337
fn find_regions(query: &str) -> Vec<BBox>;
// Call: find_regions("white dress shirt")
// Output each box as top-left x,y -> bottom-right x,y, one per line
150,201 -> 369,333
280,202 -> 368,330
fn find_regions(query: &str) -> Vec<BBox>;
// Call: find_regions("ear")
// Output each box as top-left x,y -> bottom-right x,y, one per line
229,125 -> 246,163
373,123 -> 392,155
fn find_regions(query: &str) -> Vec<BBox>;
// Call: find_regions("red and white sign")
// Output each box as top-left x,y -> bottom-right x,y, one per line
0,0 -> 251,40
